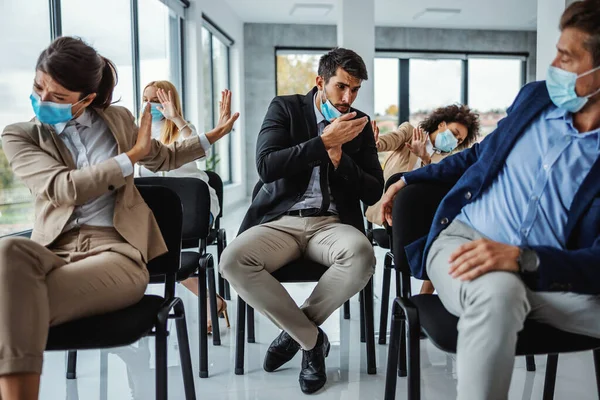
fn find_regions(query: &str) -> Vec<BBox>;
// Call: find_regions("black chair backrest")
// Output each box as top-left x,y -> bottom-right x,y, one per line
136,184 -> 183,279
135,177 -> 211,247
392,182 -> 453,274
251,180 -> 263,201
205,170 -> 224,219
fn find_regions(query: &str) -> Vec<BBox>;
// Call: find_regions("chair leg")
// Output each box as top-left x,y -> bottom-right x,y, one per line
384,301 -> 403,400
343,300 -> 351,320
398,320 -> 407,377
395,269 -> 401,298
206,262 -> 221,346
379,255 -> 392,345
247,304 -> 256,343
405,307 -> 421,400
542,354 -> 559,400
360,292 -> 366,343
235,296 -> 246,375
198,267 -> 208,378
66,350 -> 77,379
526,354 -> 536,372
100,351 -> 108,400
593,349 -> 600,397
155,321 -> 168,400
217,230 -> 231,300
363,278 -> 377,374
174,301 -> 197,400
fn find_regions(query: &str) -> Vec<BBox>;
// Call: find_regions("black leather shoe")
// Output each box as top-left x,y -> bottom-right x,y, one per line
264,330 -> 301,372
299,328 -> 330,394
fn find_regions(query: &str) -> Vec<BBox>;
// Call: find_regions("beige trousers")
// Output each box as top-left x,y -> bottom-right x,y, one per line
220,216 -> 375,350
0,226 -> 149,376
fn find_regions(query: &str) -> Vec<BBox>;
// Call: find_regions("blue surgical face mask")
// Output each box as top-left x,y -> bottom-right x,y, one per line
320,89 -> 346,122
148,102 -> 164,122
434,128 -> 458,153
546,65 -> 600,113
30,92 -> 87,125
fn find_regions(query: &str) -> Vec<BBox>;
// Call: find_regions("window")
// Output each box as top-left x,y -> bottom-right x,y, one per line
0,0 -> 188,237
61,0 -> 135,112
276,51 -> 323,96
468,57 -> 524,136
202,24 -> 233,183
139,0 -> 184,97
0,0 -> 50,235
409,58 -> 462,127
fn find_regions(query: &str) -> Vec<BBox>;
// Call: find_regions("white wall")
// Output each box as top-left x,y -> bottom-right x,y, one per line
536,0 -> 570,79
184,0 -> 247,210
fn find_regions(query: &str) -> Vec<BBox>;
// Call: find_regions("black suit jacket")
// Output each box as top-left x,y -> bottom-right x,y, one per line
238,87 -> 384,234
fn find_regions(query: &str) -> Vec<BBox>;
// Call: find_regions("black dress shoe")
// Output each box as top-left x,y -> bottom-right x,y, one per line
299,328 -> 330,394
264,330 -> 301,372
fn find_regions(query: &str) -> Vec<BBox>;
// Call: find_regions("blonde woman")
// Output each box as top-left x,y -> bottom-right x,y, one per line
139,80 -> 230,333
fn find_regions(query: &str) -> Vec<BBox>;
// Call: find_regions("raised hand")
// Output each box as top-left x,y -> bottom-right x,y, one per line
321,112 -> 368,149
371,120 -> 380,145
206,89 -> 240,144
406,126 -> 429,160
156,88 -> 179,121
127,102 -> 152,163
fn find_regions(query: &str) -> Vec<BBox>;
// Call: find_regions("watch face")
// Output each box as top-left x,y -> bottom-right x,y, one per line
521,249 -> 540,273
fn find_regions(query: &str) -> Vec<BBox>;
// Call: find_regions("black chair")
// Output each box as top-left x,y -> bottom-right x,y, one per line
234,181 -> 377,375
383,181 -> 600,400
205,170 -> 231,301
135,177 -> 222,379
363,177 -> 400,345
45,185 -> 196,400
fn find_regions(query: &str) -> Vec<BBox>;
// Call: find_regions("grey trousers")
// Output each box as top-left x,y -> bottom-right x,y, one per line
220,215 -> 375,350
427,219 -> 600,400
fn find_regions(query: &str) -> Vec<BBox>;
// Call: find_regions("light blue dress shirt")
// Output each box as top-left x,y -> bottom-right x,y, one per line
456,105 -> 600,249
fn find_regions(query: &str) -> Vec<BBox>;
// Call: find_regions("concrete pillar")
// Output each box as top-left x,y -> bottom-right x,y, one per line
337,0 -> 375,116
536,0 -> 573,79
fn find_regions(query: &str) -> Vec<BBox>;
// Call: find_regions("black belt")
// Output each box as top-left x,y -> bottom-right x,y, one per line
285,208 -> 337,217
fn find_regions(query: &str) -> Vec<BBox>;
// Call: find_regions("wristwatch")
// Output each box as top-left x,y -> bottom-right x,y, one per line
517,247 -> 540,274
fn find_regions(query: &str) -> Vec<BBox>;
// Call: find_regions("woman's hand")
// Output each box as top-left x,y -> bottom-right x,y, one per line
371,120 -> 379,145
206,89 -> 240,144
406,127 -> 429,161
155,88 -> 180,121
127,103 -> 152,163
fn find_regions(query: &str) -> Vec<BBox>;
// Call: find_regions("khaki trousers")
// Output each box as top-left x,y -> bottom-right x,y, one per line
0,226 -> 149,376
427,219 -> 600,400
220,216 -> 375,350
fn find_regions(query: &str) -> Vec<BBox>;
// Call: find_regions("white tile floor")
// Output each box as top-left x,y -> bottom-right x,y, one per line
39,201 -> 600,400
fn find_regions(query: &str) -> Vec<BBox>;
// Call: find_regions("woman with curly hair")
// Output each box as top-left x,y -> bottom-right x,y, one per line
366,104 -> 480,294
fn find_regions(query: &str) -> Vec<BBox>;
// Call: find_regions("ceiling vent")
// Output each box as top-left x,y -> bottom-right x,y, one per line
413,8 -> 461,21
290,3 -> 334,17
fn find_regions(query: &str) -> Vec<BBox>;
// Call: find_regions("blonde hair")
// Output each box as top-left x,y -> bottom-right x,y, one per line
143,80 -> 184,145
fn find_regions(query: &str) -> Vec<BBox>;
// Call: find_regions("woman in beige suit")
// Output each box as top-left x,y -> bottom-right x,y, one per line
366,104 -> 480,294
0,37 -> 239,400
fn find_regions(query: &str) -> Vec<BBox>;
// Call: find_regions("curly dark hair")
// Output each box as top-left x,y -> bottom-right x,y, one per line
419,104 -> 480,149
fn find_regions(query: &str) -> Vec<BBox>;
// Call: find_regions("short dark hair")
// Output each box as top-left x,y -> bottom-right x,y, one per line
419,104 -> 480,150
318,48 -> 368,83
560,0 -> 600,67
35,36 -> 118,109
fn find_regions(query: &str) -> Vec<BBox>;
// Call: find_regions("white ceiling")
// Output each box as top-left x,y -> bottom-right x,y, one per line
223,0 -> 538,31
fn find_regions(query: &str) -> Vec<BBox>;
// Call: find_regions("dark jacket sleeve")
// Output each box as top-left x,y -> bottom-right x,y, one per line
331,117 -> 384,206
530,242 -> 600,294
256,97 -> 329,183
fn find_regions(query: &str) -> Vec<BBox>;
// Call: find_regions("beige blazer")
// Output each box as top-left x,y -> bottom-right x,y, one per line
365,122 -> 448,226
1,105 -> 206,262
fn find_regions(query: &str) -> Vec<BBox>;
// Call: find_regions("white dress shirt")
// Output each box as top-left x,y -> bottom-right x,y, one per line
53,109 -> 133,232
288,95 -> 337,213
136,123 -> 220,218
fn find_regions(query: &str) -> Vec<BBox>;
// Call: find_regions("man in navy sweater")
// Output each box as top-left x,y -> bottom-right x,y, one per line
381,1 -> 600,398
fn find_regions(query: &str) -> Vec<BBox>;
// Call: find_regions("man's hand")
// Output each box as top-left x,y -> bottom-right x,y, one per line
379,179 -> 406,226
206,89 -> 240,144
127,102 -> 152,164
371,120 -> 379,145
448,239 -> 520,281
321,112 -> 368,149
327,146 -> 342,169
